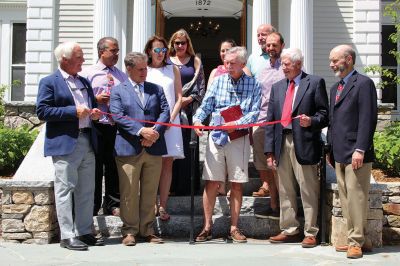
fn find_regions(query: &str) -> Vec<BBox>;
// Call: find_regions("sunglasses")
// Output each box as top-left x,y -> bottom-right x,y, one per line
153,47 -> 168,54
174,41 -> 187,46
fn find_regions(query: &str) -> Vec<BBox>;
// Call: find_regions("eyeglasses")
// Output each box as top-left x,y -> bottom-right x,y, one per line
106,48 -> 119,54
174,41 -> 187,46
153,47 -> 168,54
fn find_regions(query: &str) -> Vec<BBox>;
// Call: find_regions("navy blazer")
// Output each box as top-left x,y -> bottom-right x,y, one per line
264,72 -> 329,165
110,80 -> 170,157
327,71 -> 377,164
36,69 -> 98,157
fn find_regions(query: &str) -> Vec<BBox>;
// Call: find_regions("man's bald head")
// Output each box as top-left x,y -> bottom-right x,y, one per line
257,24 -> 276,51
329,44 -> 356,78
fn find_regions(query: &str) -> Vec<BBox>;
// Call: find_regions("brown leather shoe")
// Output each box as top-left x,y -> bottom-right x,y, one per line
145,234 -> 164,244
229,228 -> 247,243
252,187 -> 270,197
196,229 -> 212,242
336,240 -> 372,253
269,233 -> 301,243
301,236 -> 317,248
347,245 -> 363,259
122,234 -> 136,246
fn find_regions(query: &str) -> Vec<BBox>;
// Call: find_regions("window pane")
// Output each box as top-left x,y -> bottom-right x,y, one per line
12,23 -> 26,64
11,66 -> 25,101
381,68 -> 397,109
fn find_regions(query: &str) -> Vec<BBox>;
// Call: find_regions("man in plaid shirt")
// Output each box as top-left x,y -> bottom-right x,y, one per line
193,46 -> 261,243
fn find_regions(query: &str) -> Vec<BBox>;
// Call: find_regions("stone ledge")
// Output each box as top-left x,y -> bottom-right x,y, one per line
0,180 -> 54,189
326,182 -> 385,193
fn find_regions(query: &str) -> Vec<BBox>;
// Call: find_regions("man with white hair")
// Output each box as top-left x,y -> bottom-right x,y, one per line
193,47 -> 261,243
265,48 -> 329,248
36,42 -> 103,250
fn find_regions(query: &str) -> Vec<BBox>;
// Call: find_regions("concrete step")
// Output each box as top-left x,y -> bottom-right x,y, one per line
93,214 -> 281,239
161,196 -> 272,216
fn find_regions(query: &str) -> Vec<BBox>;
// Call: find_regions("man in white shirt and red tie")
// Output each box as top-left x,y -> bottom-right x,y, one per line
264,48 -> 329,248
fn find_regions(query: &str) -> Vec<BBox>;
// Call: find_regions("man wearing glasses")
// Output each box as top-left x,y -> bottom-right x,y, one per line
81,37 -> 128,216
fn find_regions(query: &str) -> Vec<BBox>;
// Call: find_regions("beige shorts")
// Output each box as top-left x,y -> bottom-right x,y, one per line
252,126 -> 269,171
203,134 -> 250,183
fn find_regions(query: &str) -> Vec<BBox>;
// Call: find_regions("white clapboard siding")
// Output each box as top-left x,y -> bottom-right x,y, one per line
313,0 -> 353,89
56,0 -> 94,65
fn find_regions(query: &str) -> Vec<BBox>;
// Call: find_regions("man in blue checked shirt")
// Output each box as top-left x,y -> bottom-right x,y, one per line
193,46 -> 261,243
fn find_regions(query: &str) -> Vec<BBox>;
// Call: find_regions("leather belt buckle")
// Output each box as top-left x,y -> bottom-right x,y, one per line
79,127 -> 91,134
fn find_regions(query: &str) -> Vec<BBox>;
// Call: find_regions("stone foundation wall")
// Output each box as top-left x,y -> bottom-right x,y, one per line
326,183 -> 383,247
382,183 -> 400,245
0,181 -> 58,244
3,102 -> 42,130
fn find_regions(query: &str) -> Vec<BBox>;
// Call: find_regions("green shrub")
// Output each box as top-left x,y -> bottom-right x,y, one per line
0,125 -> 38,175
374,122 -> 400,175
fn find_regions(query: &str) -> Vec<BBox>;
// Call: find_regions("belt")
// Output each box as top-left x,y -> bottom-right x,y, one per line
282,128 -> 292,135
79,127 -> 91,133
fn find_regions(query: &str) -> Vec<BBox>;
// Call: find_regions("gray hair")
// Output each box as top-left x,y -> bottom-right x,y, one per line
281,48 -> 303,65
225,46 -> 247,64
54,42 -> 80,63
97,37 -> 118,58
341,45 -> 356,64
124,52 -> 148,68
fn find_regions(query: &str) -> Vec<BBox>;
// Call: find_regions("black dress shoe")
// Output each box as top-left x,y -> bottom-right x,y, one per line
79,234 -> 105,246
60,238 -> 88,251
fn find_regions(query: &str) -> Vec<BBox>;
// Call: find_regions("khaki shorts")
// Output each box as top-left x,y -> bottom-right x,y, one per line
203,135 -> 250,183
252,126 -> 269,171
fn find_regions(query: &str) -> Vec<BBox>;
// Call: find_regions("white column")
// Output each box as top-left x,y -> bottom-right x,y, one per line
132,0 -> 152,52
290,0 -> 313,73
251,0 -> 271,55
93,0 -> 127,69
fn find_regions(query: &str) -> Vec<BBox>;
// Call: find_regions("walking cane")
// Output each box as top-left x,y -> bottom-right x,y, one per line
189,129 -> 198,244
318,142 -> 330,246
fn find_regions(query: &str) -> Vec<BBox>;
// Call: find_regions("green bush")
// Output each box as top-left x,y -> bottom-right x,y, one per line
374,122 -> 400,175
0,125 -> 38,175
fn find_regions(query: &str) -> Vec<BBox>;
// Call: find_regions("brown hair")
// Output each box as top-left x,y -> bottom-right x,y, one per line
144,35 -> 169,66
168,29 -> 196,57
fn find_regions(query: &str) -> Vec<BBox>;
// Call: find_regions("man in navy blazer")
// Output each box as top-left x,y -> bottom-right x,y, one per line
328,45 -> 377,259
110,52 -> 169,246
265,48 -> 329,248
36,42 -> 103,250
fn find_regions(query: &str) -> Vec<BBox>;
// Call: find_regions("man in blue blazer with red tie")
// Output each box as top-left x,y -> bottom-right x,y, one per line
110,52 -> 170,246
265,48 -> 329,248
328,44 -> 377,259
36,42 -> 103,250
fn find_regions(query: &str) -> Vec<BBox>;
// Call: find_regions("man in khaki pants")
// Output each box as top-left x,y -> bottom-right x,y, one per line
328,45 -> 377,259
110,52 -> 170,246
265,48 -> 329,248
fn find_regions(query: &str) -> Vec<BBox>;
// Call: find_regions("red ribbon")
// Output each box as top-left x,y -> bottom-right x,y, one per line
97,111 -> 299,130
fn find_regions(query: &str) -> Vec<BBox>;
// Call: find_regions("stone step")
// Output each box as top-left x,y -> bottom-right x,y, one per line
93,214 -> 282,239
161,196 -> 272,216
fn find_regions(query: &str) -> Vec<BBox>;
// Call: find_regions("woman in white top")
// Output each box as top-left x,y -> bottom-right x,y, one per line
144,35 -> 184,221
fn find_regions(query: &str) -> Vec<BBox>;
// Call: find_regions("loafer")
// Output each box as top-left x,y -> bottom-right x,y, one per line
252,187 -> 270,197
122,234 -> 136,246
145,234 -> 164,244
196,229 -> 212,242
60,237 -> 88,251
301,236 -> 317,248
269,233 -> 301,243
79,234 -> 105,246
347,245 -> 363,259
229,228 -> 247,243
336,241 -> 372,253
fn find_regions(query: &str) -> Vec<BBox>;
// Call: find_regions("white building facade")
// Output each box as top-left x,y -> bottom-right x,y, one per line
0,0 -> 398,119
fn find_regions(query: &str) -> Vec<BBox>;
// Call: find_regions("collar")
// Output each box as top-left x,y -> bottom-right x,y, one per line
269,58 -> 281,68
96,60 -> 115,72
128,78 -> 144,88
290,72 -> 302,86
341,69 -> 356,85
59,67 -> 80,80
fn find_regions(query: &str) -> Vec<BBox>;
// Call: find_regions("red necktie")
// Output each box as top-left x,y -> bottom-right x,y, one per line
281,80 -> 295,127
335,80 -> 344,103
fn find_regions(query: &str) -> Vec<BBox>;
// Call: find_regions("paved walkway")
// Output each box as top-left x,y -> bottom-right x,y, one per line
1,238 -> 399,266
